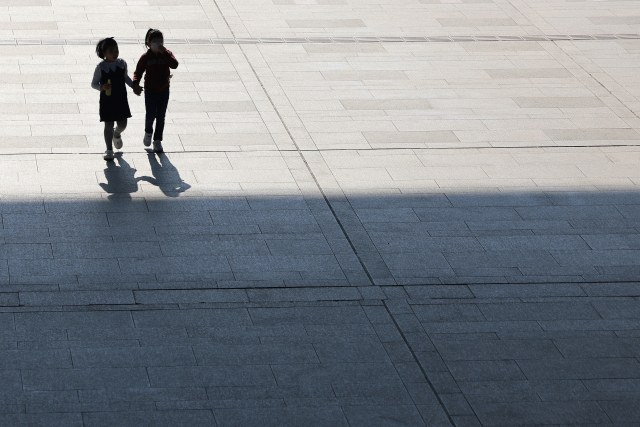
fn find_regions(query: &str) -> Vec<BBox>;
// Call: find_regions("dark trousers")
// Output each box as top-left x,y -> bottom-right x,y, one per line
145,88 -> 170,142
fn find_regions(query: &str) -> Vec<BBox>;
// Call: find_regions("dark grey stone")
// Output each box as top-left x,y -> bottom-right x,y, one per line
551,249 -> 640,267
79,387 -> 207,402
430,332 -> 499,341
581,282 -> 640,296
412,304 -> 485,322
592,299 -> 640,319
435,340 -> 562,360
247,287 -> 361,302
22,368 -> 150,390
52,242 -> 162,259
332,380 -> 412,403
305,323 -> 377,338
0,294 -> 18,306
314,341 -> 390,363
582,378 -> 640,392
15,311 -> 133,331
444,250 -> 559,268
472,401 -> 609,425
119,256 -> 231,275
2,213 -> 108,229
71,346 -> 197,367
0,244 -> 52,260
248,306 -> 369,325
134,289 -> 248,304
426,370 -> 461,393
0,414 -> 83,427
599,400 -> 640,423
132,309 -> 252,328
342,405 -> 426,427
0,349 -> 71,369
148,366 -> 276,387
414,207 -> 521,222
440,393 -> 474,415
159,240 -> 269,257
457,380 -> 540,403
214,406 -> 349,427
107,211 -> 213,227
516,205 -> 625,220
82,410 -> 215,427
0,370 -> 22,394
67,327 -> 187,341
420,320 -> 542,334
447,360 -> 527,381
517,358 -> 640,380
9,258 -> 120,277
470,283 -> 585,298
405,285 -> 474,299
193,344 -> 319,365
271,362 -> 401,386
478,235 -> 590,251
228,255 -> 341,272
478,302 -> 601,321
19,291 -> 135,306
553,337 -> 636,358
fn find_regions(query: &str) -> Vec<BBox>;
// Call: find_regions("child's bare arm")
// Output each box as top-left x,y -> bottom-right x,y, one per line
91,64 -> 103,91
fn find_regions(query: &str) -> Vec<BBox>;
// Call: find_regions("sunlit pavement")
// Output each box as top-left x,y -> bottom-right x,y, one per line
1,0 -> 640,425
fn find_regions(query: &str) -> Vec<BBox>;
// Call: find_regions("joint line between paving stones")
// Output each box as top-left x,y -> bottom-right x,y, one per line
556,42 -> 640,122
211,0 -> 379,288
3,34 -> 640,45
4,142 -> 640,158
382,300 -> 456,427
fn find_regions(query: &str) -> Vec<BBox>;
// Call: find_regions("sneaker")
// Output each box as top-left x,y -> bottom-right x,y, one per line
103,150 -> 114,161
112,131 -> 123,150
143,132 -> 152,147
153,140 -> 163,153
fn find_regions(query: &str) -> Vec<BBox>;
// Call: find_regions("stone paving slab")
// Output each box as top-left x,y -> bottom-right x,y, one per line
1,0 -> 640,425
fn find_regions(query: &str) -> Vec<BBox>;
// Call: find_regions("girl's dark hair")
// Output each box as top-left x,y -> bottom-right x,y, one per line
95,37 -> 117,59
145,28 -> 164,47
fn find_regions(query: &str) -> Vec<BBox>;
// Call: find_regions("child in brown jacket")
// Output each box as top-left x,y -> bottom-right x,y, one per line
132,28 -> 179,153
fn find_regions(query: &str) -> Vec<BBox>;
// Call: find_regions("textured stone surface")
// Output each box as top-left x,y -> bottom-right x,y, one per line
1,0 -> 640,425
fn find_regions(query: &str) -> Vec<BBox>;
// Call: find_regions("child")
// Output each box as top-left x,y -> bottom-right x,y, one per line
132,28 -> 179,153
92,37 -> 136,161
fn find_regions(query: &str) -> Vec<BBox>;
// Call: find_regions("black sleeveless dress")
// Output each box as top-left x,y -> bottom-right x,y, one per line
99,62 -> 132,122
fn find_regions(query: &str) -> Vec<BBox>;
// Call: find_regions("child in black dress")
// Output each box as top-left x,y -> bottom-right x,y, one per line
92,38 -> 137,160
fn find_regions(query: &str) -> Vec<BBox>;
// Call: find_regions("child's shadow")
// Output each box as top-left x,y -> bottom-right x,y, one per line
98,154 -> 141,200
138,152 -> 191,197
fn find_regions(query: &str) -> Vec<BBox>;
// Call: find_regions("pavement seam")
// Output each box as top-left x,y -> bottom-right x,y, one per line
3,143 -> 640,157
207,1 -> 454,421
2,34 -> 639,45
551,43 -> 640,122
210,0 -> 381,290
382,300 -> 457,427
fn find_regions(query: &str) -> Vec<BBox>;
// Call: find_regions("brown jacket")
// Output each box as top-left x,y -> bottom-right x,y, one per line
133,49 -> 179,92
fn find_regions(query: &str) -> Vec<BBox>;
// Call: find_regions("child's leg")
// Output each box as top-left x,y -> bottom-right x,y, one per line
144,90 -> 157,136
114,119 -> 127,137
103,121 -> 114,150
153,89 -> 170,141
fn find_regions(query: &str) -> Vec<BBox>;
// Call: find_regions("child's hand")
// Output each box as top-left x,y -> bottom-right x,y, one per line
158,44 -> 167,53
101,83 -> 112,92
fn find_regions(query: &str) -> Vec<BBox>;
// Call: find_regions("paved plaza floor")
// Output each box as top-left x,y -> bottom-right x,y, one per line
1,0 -> 640,425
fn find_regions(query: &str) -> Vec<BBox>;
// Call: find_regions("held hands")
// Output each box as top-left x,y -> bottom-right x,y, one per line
133,85 -> 143,96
